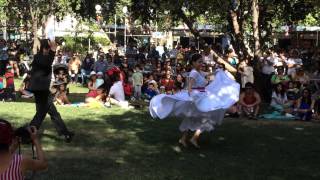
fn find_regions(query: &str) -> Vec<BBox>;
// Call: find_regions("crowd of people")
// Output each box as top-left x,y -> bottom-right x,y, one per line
1,37 -> 320,121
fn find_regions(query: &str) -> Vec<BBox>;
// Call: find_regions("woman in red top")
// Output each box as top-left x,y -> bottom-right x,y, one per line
160,70 -> 175,94
239,82 -> 261,119
0,119 -> 48,180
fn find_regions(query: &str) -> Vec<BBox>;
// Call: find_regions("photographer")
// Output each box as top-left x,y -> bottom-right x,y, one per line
0,119 -> 48,179
29,39 -> 73,143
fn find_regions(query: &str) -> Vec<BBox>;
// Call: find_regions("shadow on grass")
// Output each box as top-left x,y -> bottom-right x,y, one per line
2,110 -> 320,179
14,93 -> 87,104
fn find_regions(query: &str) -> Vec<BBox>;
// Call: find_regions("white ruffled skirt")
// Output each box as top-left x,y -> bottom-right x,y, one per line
149,70 -> 240,132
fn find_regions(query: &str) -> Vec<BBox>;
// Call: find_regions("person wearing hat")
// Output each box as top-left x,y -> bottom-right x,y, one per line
86,71 -> 99,99
29,39 -> 74,142
239,82 -> 261,119
95,72 -> 105,89
0,119 -> 48,179
292,67 -> 310,86
271,66 -> 290,85
144,81 -> 158,100
52,80 -> 71,105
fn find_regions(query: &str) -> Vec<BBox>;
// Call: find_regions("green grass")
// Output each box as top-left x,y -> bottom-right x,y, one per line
0,79 -> 320,179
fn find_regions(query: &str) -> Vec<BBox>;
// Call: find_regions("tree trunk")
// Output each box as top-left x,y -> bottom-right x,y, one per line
252,0 -> 261,57
229,10 -> 252,58
32,18 -> 40,55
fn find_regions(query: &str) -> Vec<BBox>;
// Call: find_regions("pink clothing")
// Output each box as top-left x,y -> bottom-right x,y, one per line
0,154 -> 24,180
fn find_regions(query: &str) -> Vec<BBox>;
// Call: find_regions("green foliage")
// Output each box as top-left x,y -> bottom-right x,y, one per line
61,35 -> 110,53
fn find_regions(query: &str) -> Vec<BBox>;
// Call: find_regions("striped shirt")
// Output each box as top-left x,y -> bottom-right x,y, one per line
0,154 -> 24,180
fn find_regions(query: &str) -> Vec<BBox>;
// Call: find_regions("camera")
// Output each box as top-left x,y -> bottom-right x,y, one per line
14,125 -> 33,144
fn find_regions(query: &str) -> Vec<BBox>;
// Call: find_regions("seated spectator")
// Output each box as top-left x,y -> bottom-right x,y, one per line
174,74 -> 185,92
226,48 -> 239,68
68,55 -> 81,84
81,54 -> 94,85
86,71 -> 98,99
53,52 -> 67,65
4,66 -> 15,100
86,85 -> 106,104
144,80 -> 159,100
295,88 -> 315,121
271,66 -> 290,85
106,72 -> 132,109
55,68 -> 69,84
96,72 -> 105,89
286,49 -> 303,76
286,81 -> 300,102
52,81 -> 71,105
292,68 -> 310,86
19,73 -> 34,98
160,70 -> 175,94
0,120 -> 48,178
270,83 -> 293,116
313,97 -> 320,122
239,82 -> 261,119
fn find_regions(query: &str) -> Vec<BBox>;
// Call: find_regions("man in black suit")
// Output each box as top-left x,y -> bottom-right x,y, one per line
29,39 -> 74,143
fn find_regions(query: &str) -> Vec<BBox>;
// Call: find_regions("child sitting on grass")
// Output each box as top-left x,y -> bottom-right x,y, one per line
52,81 -> 71,105
144,80 -> 158,101
19,73 -> 34,98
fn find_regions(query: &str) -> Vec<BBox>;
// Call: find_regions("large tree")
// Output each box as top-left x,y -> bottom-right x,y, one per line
4,0 -> 77,54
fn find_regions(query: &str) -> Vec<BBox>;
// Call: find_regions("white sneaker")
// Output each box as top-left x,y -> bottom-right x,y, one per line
285,113 -> 295,118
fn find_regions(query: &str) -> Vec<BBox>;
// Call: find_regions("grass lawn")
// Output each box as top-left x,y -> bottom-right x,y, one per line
0,80 -> 320,179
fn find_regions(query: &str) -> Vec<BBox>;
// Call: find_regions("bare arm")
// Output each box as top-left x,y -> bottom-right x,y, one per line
22,127 -> 48,173
188,77 -> 195,95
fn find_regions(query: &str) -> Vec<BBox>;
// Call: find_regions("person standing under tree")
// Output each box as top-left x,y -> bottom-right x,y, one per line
132,65 -> 143,100
29,39 -> 74,143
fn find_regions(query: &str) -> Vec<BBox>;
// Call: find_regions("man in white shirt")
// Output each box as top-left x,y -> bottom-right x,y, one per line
260,53 -> 275,103
106,73 -> 132,109
286,49 -> 303,76
109,80 -> 125,102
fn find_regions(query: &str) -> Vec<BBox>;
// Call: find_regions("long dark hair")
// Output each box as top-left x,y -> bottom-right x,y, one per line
274,83 -> 285,98
301,88 -> 312,105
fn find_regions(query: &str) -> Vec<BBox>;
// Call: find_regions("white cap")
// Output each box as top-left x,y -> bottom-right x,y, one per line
90,71 -> 97,76
97,72 -> 104,76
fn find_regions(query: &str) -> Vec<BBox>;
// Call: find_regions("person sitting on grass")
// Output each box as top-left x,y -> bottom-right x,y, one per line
19,72 -> 34,98
271,83 -> 294,117
292,68 -> 310,86
239,82 -> 261,119
105,72 -> 132,109
295,88 -> 315,121
52,81 -> 71,105
271,66 -> 290,86
4,65 -> 15,101
0,119 -> 48,179
85,85 -> 107,105
286,81 -> 300,101
144,80 -> 158,101
86,71 -> 98,99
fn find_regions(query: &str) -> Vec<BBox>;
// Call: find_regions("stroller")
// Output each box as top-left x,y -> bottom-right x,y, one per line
53,64 -> 70,93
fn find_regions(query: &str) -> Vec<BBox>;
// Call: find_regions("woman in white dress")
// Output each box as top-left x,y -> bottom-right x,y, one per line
149,54 -> 240,148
